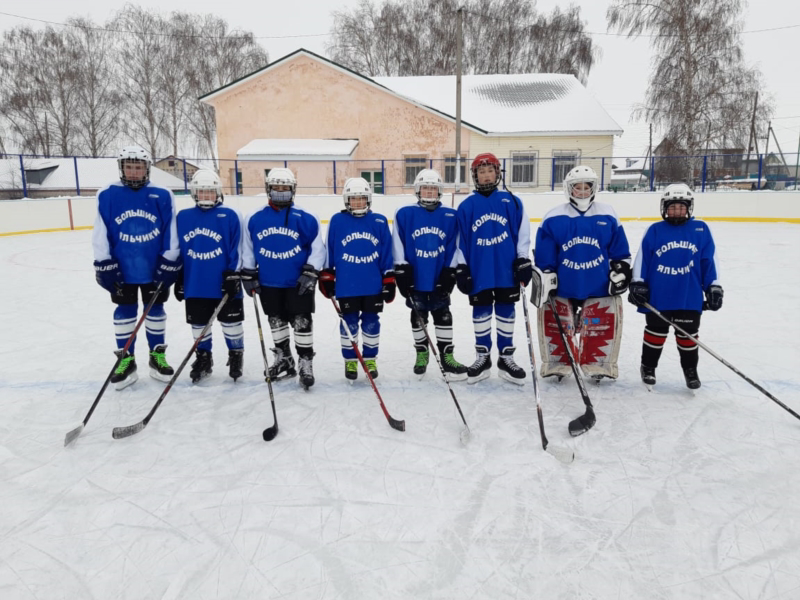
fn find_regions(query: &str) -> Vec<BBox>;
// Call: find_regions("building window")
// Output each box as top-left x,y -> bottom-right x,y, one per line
444,155 -> 467,185
229,168 -> 242,195
553,151 -> 580,184
405,156 -> 427,185
361,170 -> 384,194
168,159 -> 175,167
511,152 -> 537,185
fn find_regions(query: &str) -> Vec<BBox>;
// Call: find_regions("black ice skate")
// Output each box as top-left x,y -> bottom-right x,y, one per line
683,367 -> 701,390
148,344 -> 174,383
364,358 -> 378,379
267,342 -> 296,381
441,344 -> 468,382
111,350 -> 138,390
467,345 -> 491,384
227,349 -> 243,381
190,348 -> 213,383
497,346 -> 526,385
345,359 -> 358,382
298,353 -> 315,390
641,365 -> 656,390
413,345 -> 429,377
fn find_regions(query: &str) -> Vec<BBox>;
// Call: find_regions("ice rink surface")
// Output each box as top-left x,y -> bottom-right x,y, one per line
1,221 -> 799,599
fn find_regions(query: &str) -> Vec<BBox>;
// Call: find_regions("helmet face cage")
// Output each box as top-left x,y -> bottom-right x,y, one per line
563,166 -> 598,211
660,185 -> 694,225
414,168 -> 443,209
471,154 -> 502,193
266,168 -> 297,207
190,170 -> 223,209
343,177 -> 372,216
117,146 -> 151,190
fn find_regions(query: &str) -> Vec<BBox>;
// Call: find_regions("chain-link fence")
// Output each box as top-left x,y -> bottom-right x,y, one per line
3,152 -> 800,199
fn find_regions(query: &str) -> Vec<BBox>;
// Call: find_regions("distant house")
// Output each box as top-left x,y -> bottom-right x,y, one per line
199,48 -> 623,195
609,157 -> 650,191
153,155 -> 202,181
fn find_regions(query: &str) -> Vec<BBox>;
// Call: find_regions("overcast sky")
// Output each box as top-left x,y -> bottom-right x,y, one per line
2,0 -> 799,161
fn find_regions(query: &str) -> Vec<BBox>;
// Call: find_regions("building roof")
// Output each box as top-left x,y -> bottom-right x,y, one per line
237,139 -> 359,161
154,155 -> 203,169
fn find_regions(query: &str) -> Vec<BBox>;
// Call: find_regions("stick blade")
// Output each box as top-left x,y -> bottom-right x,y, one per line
459,427 -> 471,445
568,407 -> 596,437
546,445 -> 575,464
262,425 -> 278,441
389,416 -> 406,432
112,421 -> 146,439
64,425 -> 84,447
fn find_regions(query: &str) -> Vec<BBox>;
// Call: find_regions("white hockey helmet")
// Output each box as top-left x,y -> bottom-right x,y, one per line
343,177 -> 372,216
266,167 -> 297,207
414,168 -> 443,209
117,145 -> 151,190
660,183 -> 694,225
189,169 -> 223,209
564,165 -> 598,211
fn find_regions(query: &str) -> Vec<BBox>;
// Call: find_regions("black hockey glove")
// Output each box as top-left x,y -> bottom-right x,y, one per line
319,268 -> 335,299
628,281 -> 649,306
221,270 -> 241,296
455,264 -> 472,295
296,264 -> 319,296
513,256 -> 533,286
435,266 -> 457,295
608,260 -> 632,295
704,285 -> 724,311
94,259 -> 123,295
174,273 -> 185,302
153,256 -> 182,288
394,263 -> 414,298
382,271 -> 397,303
240,268 -> 260,297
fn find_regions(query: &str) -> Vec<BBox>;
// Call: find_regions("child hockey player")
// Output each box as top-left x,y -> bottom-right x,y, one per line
241,168 -> 325,389
392,169 -> 467,380
628,183 -> 722,389
174,170 -> 244,383
455,153 -> 532,384
319,177 -> 395,381
92,145 -> 180,389
532,165 -> 631,382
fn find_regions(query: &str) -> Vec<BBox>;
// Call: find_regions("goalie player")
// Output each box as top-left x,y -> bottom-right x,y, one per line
531,165 -> 631,381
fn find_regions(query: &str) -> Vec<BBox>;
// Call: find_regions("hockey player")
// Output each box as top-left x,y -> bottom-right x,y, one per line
92,145 -> 180,390
319,177 -> 395,381
628,183 -> 722,389
392,169 -> 468,380
455,153 -> 532,384
531,165 -> 631,382
241,168 -> 325,389
174,170 -> 245,383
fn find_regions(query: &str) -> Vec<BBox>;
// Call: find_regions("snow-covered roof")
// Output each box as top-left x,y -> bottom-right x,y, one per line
373,73 -> 623,136
613,158 -> 648,173
237,139 -> 359,161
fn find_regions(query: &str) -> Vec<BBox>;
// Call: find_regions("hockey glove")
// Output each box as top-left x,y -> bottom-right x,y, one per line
319,268 -> 335,299
153,256 -> 182,288
608,260 -> 632,295
704,285 -> 724,311
221,270 -> 241,296
435,266 -> 457,295
240,268 -> 260,297
455,264 -> 472,295
174,273 -> 185,302
296,264 -> 319,296
94,259 -> 123,294
628,281 -> 649,306
513,256 -> 533,286
529,267 -> 557,308
394,263 -> 414,298
382,271 -> 397,303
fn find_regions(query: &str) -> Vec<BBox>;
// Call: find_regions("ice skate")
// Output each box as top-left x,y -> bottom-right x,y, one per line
111,350 -> 138,390
148,344 -> 174,383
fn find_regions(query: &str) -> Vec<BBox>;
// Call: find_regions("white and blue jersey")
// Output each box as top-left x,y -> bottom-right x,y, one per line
326,211 -> 393,299
456,189 -> 530,294
633,218 -> 719,312
392,203 -> 459,292
534,201 -> 631,300
242,204 -> 325,288
177,205 -> 242,299
92,181 -> 179,283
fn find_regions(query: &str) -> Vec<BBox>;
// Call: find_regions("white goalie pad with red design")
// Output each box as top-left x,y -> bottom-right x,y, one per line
576,295 -> 623,380
537,296 -> 577,379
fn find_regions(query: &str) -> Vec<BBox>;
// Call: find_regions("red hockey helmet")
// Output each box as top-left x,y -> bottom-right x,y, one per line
470,153 -> 502,192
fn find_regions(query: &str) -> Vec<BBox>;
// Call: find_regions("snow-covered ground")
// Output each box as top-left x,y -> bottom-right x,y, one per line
1,221 -> 799,599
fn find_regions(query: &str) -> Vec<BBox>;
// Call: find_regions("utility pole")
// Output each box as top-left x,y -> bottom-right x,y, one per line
44,113 -> 50,158
745,92 -> 759,177
455,6 -> 463,194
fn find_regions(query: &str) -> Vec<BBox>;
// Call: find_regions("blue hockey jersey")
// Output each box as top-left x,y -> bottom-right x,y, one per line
177,205 -> 242,299
456,189 -> 530,294
392,203 -> 459,292
242,203 -> 325,288
632,218 -> 720,312
326,210 -> 393,299
534,202 -> 631,300
92,181 -> 179,284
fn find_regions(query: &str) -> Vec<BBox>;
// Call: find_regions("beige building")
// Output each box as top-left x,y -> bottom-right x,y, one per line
199,49 -> 623,195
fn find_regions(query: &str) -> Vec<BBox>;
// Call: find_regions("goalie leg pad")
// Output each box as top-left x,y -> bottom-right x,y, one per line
537,296 -> 576,378
577,295 -> 623,380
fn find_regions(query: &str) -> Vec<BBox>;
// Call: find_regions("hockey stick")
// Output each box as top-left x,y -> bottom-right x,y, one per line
111,293 -> 230,439
65,282 -> 164,446
641,301 -> 800,421
521,286 -> 575,463
547,296 -> 596,436
331,297 -> 405,432
409,296 -> 470,443
252,294 -> 279,441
